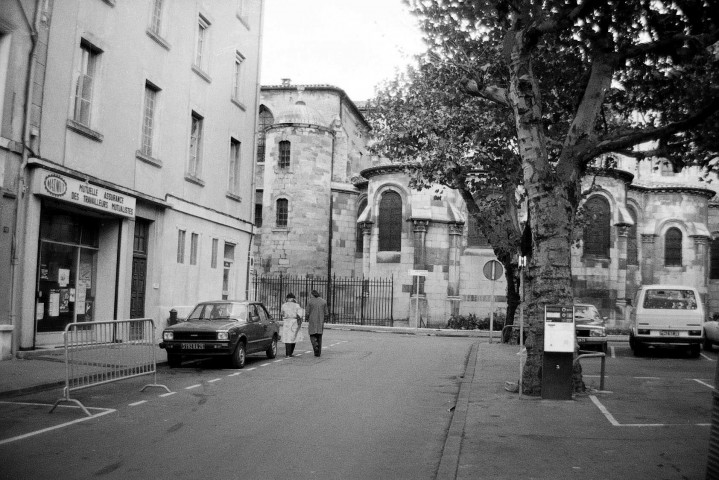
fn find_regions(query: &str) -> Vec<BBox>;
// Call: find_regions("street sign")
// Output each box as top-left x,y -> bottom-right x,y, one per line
483,260 -> 503,281
409,269 -> 428,277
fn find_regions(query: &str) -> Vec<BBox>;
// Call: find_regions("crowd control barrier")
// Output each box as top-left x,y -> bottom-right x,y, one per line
51,319 -> 171,416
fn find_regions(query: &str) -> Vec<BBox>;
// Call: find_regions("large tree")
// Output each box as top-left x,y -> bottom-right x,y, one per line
376,0 -> 719,394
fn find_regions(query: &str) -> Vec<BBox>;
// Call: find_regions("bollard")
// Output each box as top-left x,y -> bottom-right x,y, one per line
169,308 -> 178,326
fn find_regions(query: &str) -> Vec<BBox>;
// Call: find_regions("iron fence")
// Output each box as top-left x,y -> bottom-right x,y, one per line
251,274 -> 394,326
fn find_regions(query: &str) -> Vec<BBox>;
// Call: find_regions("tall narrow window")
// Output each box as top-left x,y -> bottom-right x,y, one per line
233,51 -> 245,101
188,112 -> 203,177
378,191 -> 402,252
279,141 -> 291,168
257,106 -> 273,163
190,233 -> 199,265
276,198 -> 288,227
255,190 -> 263,227
150,0 -> 163,35
583,196 -> 610,257
665,227 -> 682,266
467,214 -> 490,247
211,238 -> 218,268
177,229 -> 186,263
222,243 -> 235,300
195,15 -> 210,71
141,83 -> 158,157
356,199 -> 367,254
627,208 -> 638,266
74,42 -> 99,126
711,237 -> 719,280
229,138 -> 241,194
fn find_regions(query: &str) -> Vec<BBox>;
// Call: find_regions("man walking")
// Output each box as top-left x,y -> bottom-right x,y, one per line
306,290 -> 328,357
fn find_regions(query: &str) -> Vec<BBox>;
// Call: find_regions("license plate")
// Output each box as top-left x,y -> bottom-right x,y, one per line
660,330 -> 678,336
577,338 -> 586,342
181,343 -> 205,349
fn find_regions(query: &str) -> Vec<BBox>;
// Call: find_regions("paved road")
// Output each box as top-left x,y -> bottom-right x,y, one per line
0,331 -> 476,480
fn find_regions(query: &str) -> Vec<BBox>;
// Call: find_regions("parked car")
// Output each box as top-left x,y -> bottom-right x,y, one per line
703,317 -> 719,351
629,285 -> 704,357
574,303 -> 608,354
159,300 -> 279,368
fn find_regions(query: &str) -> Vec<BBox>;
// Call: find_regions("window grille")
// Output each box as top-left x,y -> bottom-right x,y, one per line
665,227 -> 682,266
583,196 -> 610,257
279,141 -> 291,168
378,192 -> 402,252
276,199 -> 288,227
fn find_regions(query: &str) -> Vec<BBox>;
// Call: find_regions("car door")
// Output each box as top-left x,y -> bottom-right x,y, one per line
254,303 -> 274,349
244,304 -> 264,353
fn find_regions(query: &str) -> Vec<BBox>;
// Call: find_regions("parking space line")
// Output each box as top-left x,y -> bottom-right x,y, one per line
246,367 -> 256,371
159,392 -> 176,397
0,402 -> 115,446
129,400 -> 147,407
634,376 -> 660,380
227,372 -> 241,377
273,359 -> 283,363
692,379 -> 714,389
185,384 -> 202,390
701,353 -> 715,361
260,363 -> 271,367
208,378 -> 221,383
589,395 -> 620,426
305,351 -> 312,354
589,395 -> 709,427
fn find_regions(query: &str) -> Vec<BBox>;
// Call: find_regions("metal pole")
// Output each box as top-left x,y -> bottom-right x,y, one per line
490,262 -> 495,343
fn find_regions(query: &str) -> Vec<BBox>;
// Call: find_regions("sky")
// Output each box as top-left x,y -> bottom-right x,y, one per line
260,0 -> 427,101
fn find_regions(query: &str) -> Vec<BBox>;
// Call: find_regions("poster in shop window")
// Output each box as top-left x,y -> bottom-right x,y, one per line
59,289 -> 70,313
58,268 -> 70,288
49,290 -> 60,317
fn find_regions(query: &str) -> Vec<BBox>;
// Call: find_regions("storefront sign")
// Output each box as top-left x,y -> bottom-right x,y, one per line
34,171 -> 136,218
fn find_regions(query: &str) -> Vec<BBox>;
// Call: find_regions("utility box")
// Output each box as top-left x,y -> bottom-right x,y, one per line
542,305 -> 575,400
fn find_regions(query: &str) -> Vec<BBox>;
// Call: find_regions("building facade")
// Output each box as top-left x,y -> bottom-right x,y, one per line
254,83 -> 719,329
0,0 -> 263,357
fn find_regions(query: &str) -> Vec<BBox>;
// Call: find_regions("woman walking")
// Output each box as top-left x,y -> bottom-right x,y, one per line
281,293 -> 304,357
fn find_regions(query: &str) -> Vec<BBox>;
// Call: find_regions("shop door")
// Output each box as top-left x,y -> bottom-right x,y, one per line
130,220 -> 149,319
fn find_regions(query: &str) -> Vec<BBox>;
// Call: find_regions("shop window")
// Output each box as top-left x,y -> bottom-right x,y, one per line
378,191 -> 402,252
665,227 -> 682,266
583,196 -> 610,257
279,141 -> 291,168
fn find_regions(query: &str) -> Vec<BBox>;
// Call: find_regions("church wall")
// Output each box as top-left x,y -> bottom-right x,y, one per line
457,249 -> 507,320
331,189 -> 362,277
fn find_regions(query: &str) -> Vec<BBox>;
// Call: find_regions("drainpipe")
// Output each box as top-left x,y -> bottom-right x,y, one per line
246,0 -> 265,300
9,0 -> 42,355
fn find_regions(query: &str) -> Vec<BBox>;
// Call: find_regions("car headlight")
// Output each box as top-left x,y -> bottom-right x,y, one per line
589,329 -> 606,337
163,331 -> 174,341
217,331 -> 229,341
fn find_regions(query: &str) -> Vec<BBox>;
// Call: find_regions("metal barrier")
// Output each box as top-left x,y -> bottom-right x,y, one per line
51,319 -> 171,416
575,351 -> 606,391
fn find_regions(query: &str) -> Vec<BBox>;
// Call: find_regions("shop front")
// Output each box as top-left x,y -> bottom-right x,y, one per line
28,169 -> 136,348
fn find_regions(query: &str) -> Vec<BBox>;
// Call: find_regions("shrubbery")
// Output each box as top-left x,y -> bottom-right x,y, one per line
446,312 -> 506,331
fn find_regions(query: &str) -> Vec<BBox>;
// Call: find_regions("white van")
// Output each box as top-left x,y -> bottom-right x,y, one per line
630,285 -> 704,357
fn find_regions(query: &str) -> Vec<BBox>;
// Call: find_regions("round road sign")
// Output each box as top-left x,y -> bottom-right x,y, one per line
483,260 -> 503,281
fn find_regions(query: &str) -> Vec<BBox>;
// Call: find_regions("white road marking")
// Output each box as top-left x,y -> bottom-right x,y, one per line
692,379 -> 714,389
274,359 -> 283,363
246,367 -> 256,371
129,400 -> 147,407
589,395 -> 708,427
295,354 -> 302,356
159,392 -> 176,397
0,401 -> 115,446
227,372 -> 241,377
305,351 -> 312,354
701,353 -> 714,361
260,363 -> 270,367
208,378 -> 221,383
634,376 -> 660,380
589,395 -> 620,426
185,384 -> 202,390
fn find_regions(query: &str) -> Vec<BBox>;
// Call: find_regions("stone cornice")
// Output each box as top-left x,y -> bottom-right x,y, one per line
360,164 -> 407,179
630,183 -> 716,199
585,167 -> 635,184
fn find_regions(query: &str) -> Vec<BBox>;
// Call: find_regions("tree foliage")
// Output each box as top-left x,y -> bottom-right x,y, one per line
370,0 -> 719,394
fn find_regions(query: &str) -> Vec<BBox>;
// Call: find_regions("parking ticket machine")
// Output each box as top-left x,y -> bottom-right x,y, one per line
542,305 -> 575,400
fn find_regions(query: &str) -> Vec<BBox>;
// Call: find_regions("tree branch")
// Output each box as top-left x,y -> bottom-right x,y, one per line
615,31 -> 719,64
531,0 -> 604,37
461,78 -> 510,106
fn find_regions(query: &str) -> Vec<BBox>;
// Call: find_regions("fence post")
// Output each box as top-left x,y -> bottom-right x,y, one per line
390,274 -> 394,327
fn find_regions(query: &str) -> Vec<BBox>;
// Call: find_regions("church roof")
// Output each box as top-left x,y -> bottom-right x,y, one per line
274,100 -> 326,128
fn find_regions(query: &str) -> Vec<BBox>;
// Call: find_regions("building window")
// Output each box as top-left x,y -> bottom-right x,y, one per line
74,41 -> 100,126
255,190 -> 263,227
177,229 -> 186,263
195,15 -> 210,71
141,83 -> 159,157
665,227 -> 682,266
222,243 -> 235,299
257,105 -> 273,163
229,138 -> 241,194
467,214 -> 490,247
150,0 -> 163,35
711,237 -> 719,280
583,196 -> 610,257
356,199 -> 367,254
378,191 -> 402,252
190,233 -> 199,265
211,238 -> 218,268
276,198 -> 288,227
232,51 -> 245,101
627,208 -> 638,266
188,112 -> 203,177
279,141 -> 291,168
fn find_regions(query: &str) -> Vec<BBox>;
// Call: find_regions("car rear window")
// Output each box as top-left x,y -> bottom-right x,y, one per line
642,289 -> 697,310
187,303 -> 248,321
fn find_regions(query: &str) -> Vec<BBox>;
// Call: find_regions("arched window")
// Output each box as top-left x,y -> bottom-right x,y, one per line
711,237 -> 719,279
257,105 -> 273,163
356,198 -> 367,254
583,196 -> 610,257
665,227 -> 682,266
279,141 -> 291,168
467,214 -> 490,247
627,207 -> 638,266
276,198 -> 288,227
378,191 -> 402,252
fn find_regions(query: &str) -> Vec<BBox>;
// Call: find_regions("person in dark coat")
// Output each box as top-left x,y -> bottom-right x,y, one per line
305,290 -> 328,357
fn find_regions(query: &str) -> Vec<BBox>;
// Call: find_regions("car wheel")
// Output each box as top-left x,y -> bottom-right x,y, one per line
232,340 -> 246,369
266,335 -> 278,359
167,353 -> 181,368
704,336 -> 713,352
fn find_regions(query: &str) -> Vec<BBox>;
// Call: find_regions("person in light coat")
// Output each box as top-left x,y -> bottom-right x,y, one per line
305,290 -> 328,357
281,293 -> 304,357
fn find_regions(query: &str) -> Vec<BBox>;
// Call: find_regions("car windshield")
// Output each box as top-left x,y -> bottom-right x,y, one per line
187,303 -> 248,322
643,289 -> 697,310
574,305 -> 600,323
